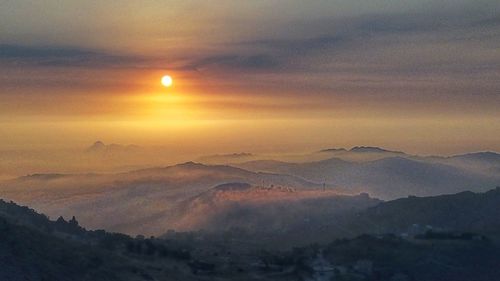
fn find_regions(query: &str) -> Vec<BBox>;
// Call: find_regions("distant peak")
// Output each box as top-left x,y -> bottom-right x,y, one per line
350,146 -> 403,154
213,182 -> 252,191
452,151 -> 500,160
198,152 -> 254,162
19,173 -> 67,181
85,141 -> 140,153
176,161 -> 205,168
86,141 -> 106,151
223,152 -> 253,157
319,148 -> 346,153
90,140 -> 105,147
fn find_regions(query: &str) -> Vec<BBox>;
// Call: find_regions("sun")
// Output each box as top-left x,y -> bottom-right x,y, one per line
161,75 -> 173,87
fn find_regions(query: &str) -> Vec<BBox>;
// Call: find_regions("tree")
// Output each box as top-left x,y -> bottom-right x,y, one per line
69,216 -> 79,226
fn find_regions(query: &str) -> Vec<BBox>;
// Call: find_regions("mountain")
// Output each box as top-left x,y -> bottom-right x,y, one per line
2,149 -> 499,239
229,187 -> 500,246
442,152 -> 500,173
169,182 -> 381,233
0,162 -> 320,236
350,186 -> 500,236
318,147 -> 347,153
197,152 -> 257,164
306,187 -> 500,242
86,141 -> 141,154
319,234 -> 500,281
237,156 -> 500,199
349,146 -> 404,154
239,157 -> 355,175
0,199 -> 197,281
450,151 -> 500,163
0,216 -> 132,281
315,146 -> 410,162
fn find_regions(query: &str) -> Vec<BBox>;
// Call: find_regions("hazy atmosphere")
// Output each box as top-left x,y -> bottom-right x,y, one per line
1,0 -> 499,156
1,1 -> 499,281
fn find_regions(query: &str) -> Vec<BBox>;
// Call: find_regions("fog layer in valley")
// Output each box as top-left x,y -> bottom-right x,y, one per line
0,143 -> 499,238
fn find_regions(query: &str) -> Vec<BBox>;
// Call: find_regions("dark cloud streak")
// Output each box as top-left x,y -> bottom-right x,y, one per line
1,8 -> 499,79
0,44 -> 143,68
184,54 -> 283,72
188,10 -> 500,76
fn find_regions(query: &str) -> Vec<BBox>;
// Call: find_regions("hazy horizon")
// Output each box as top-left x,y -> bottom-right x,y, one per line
1,0 -> 499,156
1,140 -> 499,181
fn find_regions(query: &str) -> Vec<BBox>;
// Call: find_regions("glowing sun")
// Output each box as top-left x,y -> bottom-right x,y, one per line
161,75 -> 173,87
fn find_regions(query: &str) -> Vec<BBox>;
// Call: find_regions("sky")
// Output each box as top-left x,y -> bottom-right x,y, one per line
1,0 -> 499,155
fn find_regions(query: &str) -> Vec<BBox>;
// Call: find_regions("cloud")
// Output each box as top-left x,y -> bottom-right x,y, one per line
182,8 -> 500,77
2,6 -> 499,82
247,36 -> 346,55
0,44 -> 142,68
185,54 -> 283,72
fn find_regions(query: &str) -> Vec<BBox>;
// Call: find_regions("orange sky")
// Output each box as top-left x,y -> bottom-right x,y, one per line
1,0 -> 499,155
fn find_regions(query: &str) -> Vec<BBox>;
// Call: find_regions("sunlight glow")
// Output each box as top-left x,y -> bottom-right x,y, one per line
161,75 -> 173,87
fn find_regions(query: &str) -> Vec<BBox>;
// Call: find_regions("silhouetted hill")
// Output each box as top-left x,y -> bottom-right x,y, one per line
311,187 -> 500,240
3,196 -> 499,281
354,186 -> 500,235
243,187 -> 500,246
0,216 -> 136,281
0,200 -> 197,281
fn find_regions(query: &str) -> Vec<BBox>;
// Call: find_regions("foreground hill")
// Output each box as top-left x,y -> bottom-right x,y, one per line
0,199 -> 201,281
2,189 -> 500,281
345,186 -> 500,236
0,197 -> 500,281
0,217 -> 134,281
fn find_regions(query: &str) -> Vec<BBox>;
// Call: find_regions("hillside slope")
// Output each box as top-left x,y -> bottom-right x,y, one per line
0,163 -> 319,236
237,156 -> 500,199
169,183 -> 381,232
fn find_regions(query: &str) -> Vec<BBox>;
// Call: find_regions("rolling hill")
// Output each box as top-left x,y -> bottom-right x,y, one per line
0,162 -> 320,236
236,156 -> 500,199
169,182 -> 381,232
